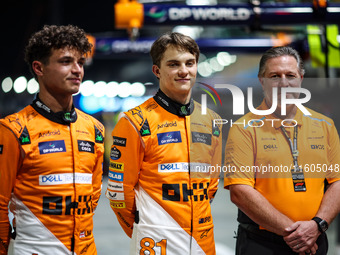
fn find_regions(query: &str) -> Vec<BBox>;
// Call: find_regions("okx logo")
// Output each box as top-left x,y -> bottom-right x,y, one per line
198,82 -> 222,115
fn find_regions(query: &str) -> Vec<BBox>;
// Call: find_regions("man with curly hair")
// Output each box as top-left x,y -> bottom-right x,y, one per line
0,25 -> 105,255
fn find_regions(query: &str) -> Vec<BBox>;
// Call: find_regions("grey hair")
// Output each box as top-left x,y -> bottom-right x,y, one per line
258,46 -> 305,77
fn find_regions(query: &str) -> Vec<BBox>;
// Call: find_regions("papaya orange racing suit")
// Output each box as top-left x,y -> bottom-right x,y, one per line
106,90 -> 222,255
0,96 -> 105,255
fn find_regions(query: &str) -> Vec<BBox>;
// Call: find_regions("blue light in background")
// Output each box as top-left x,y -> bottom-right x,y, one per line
79,95 -> 102,114
78,95 -> 152,114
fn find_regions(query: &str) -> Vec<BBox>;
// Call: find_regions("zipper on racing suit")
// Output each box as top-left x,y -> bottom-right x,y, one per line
69,123 -> 76,254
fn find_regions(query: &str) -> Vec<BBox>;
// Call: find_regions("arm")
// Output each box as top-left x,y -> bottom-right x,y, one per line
0,124 -> 21,255
209,126 -> 222,202
230,184 -> 294,235
105,116 -> 143,237
284,122 -> 340,254
92,123 -> 105,211
318,120 -> 340,224
225,124 -> 294,235
283,181 -> 340,254
317,121 -> 340,224
315,180 -> 340,224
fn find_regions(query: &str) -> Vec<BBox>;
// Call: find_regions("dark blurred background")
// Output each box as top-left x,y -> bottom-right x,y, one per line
2,1 -> 340,253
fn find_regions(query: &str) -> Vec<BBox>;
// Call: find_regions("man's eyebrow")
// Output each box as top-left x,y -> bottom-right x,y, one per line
58,56 -> 74,60
166,59 -> 179,63
58,56 -> 86,62
166,58 -> 196,63
266,72 -> 278,75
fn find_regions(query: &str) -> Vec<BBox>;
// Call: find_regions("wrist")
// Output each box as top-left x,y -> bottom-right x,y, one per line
312,217 -> 328,233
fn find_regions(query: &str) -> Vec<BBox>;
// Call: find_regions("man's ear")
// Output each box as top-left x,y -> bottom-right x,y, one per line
32,61 -> 43,77
152,65 -> 160,79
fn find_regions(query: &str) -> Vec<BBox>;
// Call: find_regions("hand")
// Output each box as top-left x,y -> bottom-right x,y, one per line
284,221 -> 320,253
298,243 -> 318,255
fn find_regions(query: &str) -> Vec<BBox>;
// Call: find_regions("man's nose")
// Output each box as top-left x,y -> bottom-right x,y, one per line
278,77 -> 289,87
72,62 -> 82,73
178,64 -> 189,77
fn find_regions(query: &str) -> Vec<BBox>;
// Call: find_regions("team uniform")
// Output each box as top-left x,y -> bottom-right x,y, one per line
0,97 -> 105,255
106,90 -> 222,255
224,100 -> 340,254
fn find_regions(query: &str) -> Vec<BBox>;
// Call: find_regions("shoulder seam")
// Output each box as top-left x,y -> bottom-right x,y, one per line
123,115 -> 145,149
304,115 -> 332,126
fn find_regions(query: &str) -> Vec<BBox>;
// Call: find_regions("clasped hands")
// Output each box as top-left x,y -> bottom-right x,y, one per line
283,220 -> 320,255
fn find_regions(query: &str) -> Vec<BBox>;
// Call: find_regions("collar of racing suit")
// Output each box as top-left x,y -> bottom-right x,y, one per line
153,89 -> 194,117
31,94 -> 78,125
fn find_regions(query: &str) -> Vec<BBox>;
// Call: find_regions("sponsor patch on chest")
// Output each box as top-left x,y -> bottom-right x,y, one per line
157,131 -> 182,145
39,173 -> 92,185
38,140 -> 66,154
158,162 -> 189,172
78,140 -> 94,153
192,132 -> 212,145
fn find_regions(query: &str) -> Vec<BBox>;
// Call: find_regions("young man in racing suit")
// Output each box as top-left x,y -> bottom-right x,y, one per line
0,25 -> 105,255
106,32 -> 222,254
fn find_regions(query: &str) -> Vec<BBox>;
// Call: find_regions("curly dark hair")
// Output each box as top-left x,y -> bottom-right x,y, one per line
24,24 -> 92,79
150,32 -> 200,67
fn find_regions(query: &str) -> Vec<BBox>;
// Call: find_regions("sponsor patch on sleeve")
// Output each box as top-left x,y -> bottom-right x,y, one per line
38,140 -> 66,155
109,161 -> 124,171
108,170 -> 124,182
78,140 -> 95,153
19,126 -> 31,145
107,180 -> 124,191
140,119 -> 151,136
106,190 -> 125,200
110,201 -> 126,209
212,125 -> 220,137
112,136 -> 127,147
110,147 -> 121,160
95,125 -> 104,143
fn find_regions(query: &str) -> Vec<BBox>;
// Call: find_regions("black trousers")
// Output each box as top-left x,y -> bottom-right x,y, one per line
236,224 -> 328,255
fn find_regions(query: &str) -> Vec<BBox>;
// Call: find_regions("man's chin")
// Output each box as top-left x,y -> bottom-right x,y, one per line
175,85 -> 192,94
70,86 -> 80,95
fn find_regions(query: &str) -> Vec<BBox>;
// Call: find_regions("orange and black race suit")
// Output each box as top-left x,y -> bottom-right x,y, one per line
106,90 -> 222,255
0,97 -> 105,255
